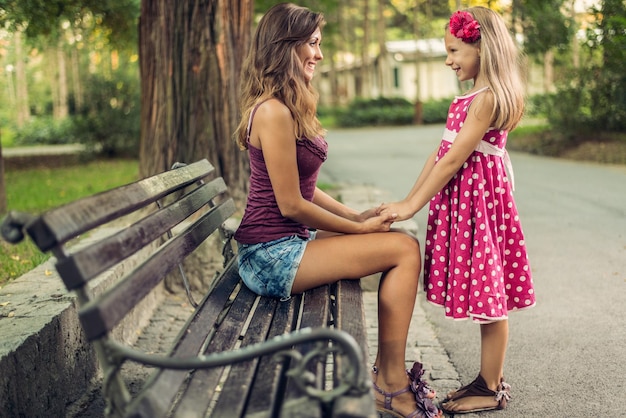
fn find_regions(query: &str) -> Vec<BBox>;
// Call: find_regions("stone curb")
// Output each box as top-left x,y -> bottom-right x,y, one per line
0,228 -> 164,417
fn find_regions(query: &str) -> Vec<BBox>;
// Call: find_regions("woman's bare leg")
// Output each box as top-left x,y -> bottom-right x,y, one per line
294,231 -> 422,415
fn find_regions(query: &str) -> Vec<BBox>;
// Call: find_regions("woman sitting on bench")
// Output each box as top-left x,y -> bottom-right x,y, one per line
233,4 -> 441,418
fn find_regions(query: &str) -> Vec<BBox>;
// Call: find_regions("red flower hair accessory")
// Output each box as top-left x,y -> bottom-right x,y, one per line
450,11 -> 481,43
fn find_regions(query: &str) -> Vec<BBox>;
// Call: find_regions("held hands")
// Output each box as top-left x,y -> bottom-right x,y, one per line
360,211 -> 398,233
377,200 -> 413,222
356,206 -> 379,222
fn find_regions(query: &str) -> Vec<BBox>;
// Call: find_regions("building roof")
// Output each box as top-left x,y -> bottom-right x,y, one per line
385,38 -> 447,60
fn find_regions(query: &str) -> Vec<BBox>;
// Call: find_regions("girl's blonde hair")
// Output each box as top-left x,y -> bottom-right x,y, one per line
466,7 -> 526,131
235,3 -> 326,150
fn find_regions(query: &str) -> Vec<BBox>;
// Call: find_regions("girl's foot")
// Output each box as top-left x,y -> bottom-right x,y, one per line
444,376 -> 507,401
372,363 -> 441,418
441,374 -> 511,414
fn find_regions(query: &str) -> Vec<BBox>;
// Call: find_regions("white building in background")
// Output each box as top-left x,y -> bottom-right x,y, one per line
317,38 -> 545,107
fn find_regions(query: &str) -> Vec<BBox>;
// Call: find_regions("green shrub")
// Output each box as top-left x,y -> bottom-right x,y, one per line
14,117 -> 77,145
421,98 -> 452,124
335,96 -> 414,127
73,73 -> 140,157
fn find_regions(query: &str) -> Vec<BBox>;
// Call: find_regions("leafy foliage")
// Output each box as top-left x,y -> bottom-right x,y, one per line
0,0 -> 139,48
546,0 -> 626,134
519,0 -> 573,56
72,71 -> 140,157
331,96 -> 450,127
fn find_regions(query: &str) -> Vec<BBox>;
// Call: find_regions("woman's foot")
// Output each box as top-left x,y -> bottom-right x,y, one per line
372,363 -> 441,418
441,374 -> 511,414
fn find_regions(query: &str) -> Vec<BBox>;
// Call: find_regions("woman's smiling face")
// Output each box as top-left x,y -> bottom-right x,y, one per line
297,27 -> 323,82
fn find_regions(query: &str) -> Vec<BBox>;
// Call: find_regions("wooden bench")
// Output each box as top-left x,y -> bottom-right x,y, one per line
1,159 -> 375,418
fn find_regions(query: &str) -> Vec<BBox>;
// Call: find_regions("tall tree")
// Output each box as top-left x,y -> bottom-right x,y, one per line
519,0 -> 572,93
0,138 -> 5,215
587,0 -> 626,131
13,29 -> 30,127
138,0 -> 251,202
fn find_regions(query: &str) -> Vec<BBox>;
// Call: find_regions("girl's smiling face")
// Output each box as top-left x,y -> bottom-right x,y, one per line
297,27 -> 323,82
444,31 -> 481,82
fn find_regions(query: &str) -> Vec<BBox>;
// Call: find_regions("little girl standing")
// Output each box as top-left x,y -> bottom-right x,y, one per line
380,7 -> 536,414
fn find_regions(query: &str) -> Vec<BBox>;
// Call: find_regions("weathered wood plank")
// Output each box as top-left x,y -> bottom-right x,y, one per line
78,199 -> 235,340
26,159 -> 214,251
210,295 -> 279,417
56,178 -> 227,289
126,260 -> 242,417
244,296 -> 299,417
171,284 -> 258,417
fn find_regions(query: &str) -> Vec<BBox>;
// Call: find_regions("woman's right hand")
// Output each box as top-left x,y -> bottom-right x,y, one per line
360,212 -> 398,233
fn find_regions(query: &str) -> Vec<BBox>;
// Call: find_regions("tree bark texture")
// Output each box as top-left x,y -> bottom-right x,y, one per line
138,0 -> 251,204
0,138 -> 6,215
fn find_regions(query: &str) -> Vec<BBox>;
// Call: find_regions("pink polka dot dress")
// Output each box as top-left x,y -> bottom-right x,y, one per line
424,87 -> 536,323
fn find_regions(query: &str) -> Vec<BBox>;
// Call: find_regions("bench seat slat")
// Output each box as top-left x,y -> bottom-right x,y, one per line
332,280 -> 376,418
243,297 -> 299,417
79,199 -> 236,340
26,159 -> 214,251
288,285 -> 330,388
171,285 -> 258,416
210,296 -> 279,417
56,178 -> 227,290
126,259 -> 242,417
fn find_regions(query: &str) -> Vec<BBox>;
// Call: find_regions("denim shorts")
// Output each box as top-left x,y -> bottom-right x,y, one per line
237,233 -> 315,301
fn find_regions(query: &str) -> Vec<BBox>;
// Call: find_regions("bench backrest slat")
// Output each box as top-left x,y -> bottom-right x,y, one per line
79,198 -> 236,340
55,178 -> 228,290
25,160 -> 213,251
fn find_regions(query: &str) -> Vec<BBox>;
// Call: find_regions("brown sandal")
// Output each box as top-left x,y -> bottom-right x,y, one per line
441,374 -> 511,414
372,362 -> 441,418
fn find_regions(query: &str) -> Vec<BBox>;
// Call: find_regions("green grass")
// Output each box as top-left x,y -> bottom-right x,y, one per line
1,159 -> 139,287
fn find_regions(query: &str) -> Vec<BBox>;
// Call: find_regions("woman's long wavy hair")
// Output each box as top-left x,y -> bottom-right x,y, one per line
235,3 -> 326,150
464,7 -> 526,131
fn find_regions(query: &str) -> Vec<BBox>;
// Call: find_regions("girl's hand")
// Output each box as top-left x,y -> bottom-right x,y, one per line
355,206 -> 380,222
378,201 -> 413,222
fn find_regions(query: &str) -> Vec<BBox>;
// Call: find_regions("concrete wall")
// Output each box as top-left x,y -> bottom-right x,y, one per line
0,228 -> 162,417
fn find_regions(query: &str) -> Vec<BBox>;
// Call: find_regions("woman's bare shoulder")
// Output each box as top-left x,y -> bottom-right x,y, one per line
256,98 -> 292,123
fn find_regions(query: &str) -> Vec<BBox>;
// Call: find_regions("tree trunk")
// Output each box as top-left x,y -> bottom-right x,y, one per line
376,0 -> 389,97
14,30 -> 30,128
138,0 -> 250,204
413,0 -> 423,124
0,135 -> 6,216
55,39 -> 69,119
70,46 -> 83,112
359,0 -> 370,98
544,49 -> 555,94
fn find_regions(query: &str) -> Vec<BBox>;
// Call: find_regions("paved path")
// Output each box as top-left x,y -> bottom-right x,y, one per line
321,124 -> 626,418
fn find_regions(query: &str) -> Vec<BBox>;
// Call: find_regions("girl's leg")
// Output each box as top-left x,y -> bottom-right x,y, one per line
480,319 -> 509,389
294,231 -> 423,416
443,320 -> 509,412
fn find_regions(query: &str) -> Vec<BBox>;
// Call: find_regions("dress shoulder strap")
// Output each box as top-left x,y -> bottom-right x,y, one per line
246,99 -> 270,143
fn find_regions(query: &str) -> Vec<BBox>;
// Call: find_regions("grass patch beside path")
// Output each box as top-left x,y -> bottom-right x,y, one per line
1,159 -> 139,287
509,124 -> 626,165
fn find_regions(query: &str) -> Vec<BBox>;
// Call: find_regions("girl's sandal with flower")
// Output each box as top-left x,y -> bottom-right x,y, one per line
441,374 -> 511,415
372,362 -> 442,418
